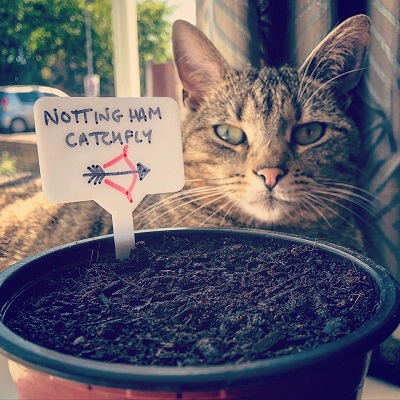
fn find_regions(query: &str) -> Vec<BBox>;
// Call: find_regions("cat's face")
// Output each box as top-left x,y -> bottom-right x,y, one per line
172,16 -> 370,229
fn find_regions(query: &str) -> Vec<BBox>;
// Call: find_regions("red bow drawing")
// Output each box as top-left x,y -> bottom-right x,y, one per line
83,145 -> 150,203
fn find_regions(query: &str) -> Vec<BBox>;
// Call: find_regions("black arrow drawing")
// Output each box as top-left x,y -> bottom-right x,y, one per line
83,163 -> 150,185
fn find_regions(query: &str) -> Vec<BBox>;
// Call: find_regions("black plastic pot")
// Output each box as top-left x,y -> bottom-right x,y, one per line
0,228 -> 399,400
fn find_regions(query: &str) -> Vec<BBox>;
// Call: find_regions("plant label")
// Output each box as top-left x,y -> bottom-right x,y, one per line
34,97 -> 185,259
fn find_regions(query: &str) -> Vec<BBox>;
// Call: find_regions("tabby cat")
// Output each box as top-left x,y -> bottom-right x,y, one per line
1,15 -> 371,268
136,15 -> 371,253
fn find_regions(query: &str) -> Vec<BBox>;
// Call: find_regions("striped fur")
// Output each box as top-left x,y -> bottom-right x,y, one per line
0,16 -> 372,270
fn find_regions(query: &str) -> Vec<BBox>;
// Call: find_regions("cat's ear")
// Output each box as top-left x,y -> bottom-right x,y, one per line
172,20 -> 230,109
299,14 -> 370,107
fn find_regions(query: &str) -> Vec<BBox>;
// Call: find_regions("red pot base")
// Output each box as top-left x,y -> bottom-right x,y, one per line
8,360 -> 265,400
8,356 -> 368,400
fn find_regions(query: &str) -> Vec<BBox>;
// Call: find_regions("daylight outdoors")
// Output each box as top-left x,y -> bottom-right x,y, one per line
0,0 -> 195,96
0,1 -> 399,399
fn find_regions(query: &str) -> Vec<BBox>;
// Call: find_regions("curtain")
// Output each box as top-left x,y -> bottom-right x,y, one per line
196,0 -> 400,282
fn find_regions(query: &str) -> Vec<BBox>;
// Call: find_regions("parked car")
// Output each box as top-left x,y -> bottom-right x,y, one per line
0,85 -> 69,133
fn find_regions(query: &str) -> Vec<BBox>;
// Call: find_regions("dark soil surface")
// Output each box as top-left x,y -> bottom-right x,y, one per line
5,235 -> 379,367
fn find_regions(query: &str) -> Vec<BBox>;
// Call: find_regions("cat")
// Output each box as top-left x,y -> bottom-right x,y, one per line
0,15 -> 371,269
135,14 -> 371,255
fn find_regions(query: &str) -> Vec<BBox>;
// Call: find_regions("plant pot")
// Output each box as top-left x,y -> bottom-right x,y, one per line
0,228 -> 399,400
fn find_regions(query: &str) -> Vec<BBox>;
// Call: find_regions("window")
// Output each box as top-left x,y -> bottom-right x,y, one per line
40,92 -> 58,97
16,92 -> 39,103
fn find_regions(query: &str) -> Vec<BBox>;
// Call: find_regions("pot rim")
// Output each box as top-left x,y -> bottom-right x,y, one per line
0,227 -> 399,390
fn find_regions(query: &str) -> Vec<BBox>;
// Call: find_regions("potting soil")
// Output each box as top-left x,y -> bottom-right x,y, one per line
5,235 -> 379,366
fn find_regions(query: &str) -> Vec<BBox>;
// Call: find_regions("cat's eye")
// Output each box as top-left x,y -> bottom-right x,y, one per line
215,124 -> 246,145
292,122 -> 325,146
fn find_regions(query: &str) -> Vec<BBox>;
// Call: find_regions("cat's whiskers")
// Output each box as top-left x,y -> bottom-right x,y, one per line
138,192 -> 219,229
138,193 -> 156,209
308,189 -> 367,236
219,201 -> 239,226
138,184 -> 226,216
306,181 -> 392,249
175,194 -> 231,227
297,67 -> 312,104
136,187 -> 220,222
302,67 -> 367,110
222,69 -> 243,113
137,186 -> 232,229
316,187 -> 378,217
299,194 -> 333,229
197,197 -> 236,227
312,181 -> 378,217
316,178 -> 380,206
298,54 -> 327,104
274,200 -> 300,226
136,186 -> 219,219
310,190 -> 377,231
134,190 -> 205,228
305,178 -> 379,229
298,39 -> 344,103
299,172 -> 381,232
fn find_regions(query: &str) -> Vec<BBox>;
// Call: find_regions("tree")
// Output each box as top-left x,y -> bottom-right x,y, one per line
137,0 -> 175,93
0,2 -> 43,88
0,0 -> 113,95
0,0 -> 174,96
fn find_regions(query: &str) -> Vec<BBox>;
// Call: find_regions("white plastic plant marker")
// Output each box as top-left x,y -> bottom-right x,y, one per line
34,97 -> 185,259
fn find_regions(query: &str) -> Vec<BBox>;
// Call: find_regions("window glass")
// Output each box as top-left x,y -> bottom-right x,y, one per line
16,92 -> 39,103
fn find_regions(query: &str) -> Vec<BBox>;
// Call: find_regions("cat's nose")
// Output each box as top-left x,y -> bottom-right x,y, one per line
257,167 -> 285,190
